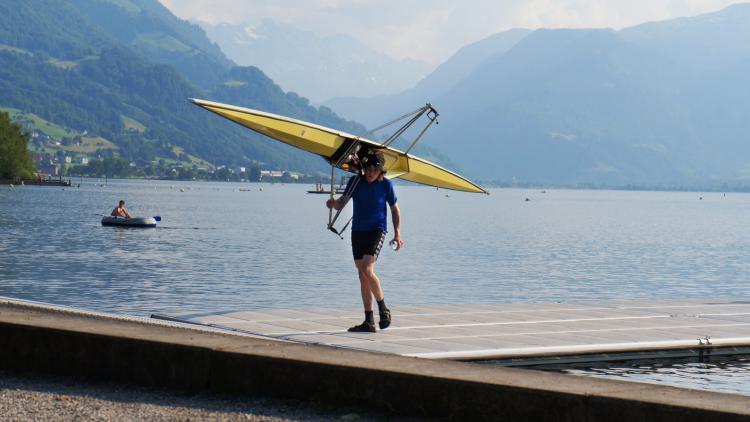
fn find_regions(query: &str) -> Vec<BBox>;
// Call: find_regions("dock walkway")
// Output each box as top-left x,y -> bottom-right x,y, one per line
154,297 -> 750,361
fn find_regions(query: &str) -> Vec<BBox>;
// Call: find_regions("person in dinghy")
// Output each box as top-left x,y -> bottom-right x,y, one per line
111,200 -> 132,219
326,149 -> 403,333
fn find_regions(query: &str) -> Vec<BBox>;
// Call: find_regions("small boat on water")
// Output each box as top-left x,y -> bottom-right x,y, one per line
307,185 -> 346,194
307,179 -> 346,195
101,216 -> 157,228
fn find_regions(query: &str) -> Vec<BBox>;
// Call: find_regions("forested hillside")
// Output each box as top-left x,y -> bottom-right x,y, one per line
69,0 -> 233,89
0,0 -> 364,176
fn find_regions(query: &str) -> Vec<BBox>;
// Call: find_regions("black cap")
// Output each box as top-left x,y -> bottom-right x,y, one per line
363,150 -> 385,171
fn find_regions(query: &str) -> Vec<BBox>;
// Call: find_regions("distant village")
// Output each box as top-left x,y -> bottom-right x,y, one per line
24,124 -> 309,183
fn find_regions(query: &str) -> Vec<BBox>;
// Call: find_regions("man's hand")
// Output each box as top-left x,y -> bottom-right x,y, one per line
327,197 -> 349,211
391,235 -> 403,251
390,203 -> 402,250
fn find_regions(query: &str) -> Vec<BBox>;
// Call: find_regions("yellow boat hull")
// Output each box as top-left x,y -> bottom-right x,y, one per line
191,99 -> 487,194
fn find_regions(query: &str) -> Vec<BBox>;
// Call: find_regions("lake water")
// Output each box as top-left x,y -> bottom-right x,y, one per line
556,354 -> 750,397
2,179 -> 750,316
3,179 -> 750,395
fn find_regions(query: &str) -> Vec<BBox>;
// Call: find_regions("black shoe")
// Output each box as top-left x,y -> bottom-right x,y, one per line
379,309 -> 391,329
348,321 -> 376,333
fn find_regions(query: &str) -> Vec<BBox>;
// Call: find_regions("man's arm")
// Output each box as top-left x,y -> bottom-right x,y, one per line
390,203 -> 403,250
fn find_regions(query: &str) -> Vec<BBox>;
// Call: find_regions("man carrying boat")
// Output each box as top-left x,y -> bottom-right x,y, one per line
111,200 -> 132,219
326,150 -> 402,333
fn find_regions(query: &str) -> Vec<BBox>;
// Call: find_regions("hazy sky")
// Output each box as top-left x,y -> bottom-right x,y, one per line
160,0 -> 743,63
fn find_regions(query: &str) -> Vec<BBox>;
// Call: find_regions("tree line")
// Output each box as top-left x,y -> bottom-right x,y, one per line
0,111 -> 35,180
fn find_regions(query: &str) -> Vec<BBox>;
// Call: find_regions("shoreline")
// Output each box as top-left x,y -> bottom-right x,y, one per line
4,175 -> 750,193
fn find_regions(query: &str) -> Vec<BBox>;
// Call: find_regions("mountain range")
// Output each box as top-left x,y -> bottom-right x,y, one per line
323,28 -> 532,127
324,4 -> 750,187
198,19 -> 432,103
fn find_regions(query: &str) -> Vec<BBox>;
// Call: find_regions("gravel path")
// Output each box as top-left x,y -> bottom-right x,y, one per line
0,372 -> 408,421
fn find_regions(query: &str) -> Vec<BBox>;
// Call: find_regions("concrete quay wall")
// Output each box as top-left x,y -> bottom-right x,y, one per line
1,301 -> 748,421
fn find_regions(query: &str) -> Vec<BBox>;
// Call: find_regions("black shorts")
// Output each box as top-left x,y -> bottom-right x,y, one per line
351,229 -> 386,260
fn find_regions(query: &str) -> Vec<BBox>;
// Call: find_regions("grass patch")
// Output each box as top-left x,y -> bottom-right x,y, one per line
171,146 -> 214,169
36,136 -> 119,154
153,156 -> 213,170
121,115 -> 146,132
67,136 -> 118,153
1,107 -> 21,118
104,0 -> 141,13
1,108 -> 79,139
133,33 -> 193,54
0,44 -> 33,56
224,80 -> 247,88
47,59 -> 78,69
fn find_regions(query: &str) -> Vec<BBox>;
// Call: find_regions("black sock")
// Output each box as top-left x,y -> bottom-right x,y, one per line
365,311 -> 374,324
377,299 -> 388,313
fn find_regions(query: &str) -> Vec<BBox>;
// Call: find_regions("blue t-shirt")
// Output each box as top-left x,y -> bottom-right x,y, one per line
345,176 -> 397,231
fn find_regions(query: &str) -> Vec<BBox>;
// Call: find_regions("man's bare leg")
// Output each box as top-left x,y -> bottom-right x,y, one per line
359,255 -> 383,302
357,255 -> 390,329
355,258 -> 374,311
349,258 -> 376,332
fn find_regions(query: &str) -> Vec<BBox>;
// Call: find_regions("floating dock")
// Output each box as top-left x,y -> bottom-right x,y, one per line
14,176 -> 71,186
153,298 -> 750,362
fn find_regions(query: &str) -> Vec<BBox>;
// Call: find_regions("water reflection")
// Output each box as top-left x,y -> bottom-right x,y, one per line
559,355 -> 750,396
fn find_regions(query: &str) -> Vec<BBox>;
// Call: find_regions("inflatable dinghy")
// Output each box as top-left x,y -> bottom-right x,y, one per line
101,216 -> 157,228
